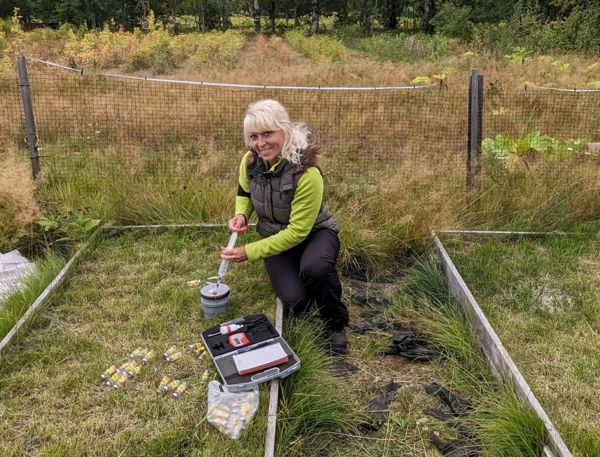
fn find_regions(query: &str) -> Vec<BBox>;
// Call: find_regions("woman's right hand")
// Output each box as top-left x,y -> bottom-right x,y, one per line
228,214 -> 248,233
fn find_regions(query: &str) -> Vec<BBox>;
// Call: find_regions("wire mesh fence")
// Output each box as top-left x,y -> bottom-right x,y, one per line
2,59 -> 600,200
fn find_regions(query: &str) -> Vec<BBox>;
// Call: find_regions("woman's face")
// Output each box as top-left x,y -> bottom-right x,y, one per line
250,129 -> 285,166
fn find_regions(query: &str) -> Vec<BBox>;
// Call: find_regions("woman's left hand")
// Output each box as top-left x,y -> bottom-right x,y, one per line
220,246 -> 248,263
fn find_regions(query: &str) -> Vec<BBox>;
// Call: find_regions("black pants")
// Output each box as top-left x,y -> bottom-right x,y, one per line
264,228 -> 349,331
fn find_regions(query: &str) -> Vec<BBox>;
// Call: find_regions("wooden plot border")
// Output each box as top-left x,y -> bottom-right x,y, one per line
0,240 -> 94,355
1,223 -> 282,456
432,229 -> 572,457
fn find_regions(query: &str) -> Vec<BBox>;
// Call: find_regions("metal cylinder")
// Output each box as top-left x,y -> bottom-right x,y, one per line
200,282 -> 231,319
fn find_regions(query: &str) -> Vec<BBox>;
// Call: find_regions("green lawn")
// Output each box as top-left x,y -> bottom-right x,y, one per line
0,228 -> 551,456
443,232 -> 600,457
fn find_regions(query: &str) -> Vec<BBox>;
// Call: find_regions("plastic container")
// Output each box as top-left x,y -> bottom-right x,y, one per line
200,282 -> 231,319
200,314 -> 300,392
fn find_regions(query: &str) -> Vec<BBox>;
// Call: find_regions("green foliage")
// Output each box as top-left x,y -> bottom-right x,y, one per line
182,30 -> 245,70
410,75 -> 431,85
123,29 -> 178,73
285,30 -> 349,64
0,32 -> 8,54
537,7 -> 600,55
347,32 -> 452,62
431,2 -> 475,41
37,210 -> 101,247
503,46 -> 531,64
278,316 -> 357,452
476,388 -> 546,457
0,253 -> 65,341
482,132 -> 589,161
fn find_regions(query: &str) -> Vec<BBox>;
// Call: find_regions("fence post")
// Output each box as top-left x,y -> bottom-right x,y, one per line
467,68 -> 483,192
17,55 -> 40,179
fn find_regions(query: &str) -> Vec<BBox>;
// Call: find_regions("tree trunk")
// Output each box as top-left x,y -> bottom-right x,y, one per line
270,0 -> 275,32
168,0 -> 176,34
362,0 -> 377,36
249,0 -> 261,33
294,0 -> 300,28
338,0 -> 348,25
137,0 -> 150,18
195,0 -> 206,32
310,0 -> 319,35
385,0 -> 397,30
418,0 -> 436,33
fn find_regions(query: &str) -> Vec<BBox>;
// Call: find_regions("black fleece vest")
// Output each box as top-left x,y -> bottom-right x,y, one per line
247,151 -> 338,237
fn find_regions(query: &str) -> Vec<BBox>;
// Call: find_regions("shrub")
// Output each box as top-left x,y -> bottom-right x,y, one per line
482,132 -> 589,162
182,30 -> 245,70
350,32 -> 452,63
431,2 -> 475,41
285,30 -> 348,64
123,29 -> 178,73
0,155 -> 41,251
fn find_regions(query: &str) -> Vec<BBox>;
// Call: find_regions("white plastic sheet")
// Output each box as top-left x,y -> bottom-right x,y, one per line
0,250 -> 35,302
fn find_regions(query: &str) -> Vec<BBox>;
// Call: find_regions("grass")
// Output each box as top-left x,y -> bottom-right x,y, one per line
0,252 -> 65,340
442,231 -> 600,456
0,23 -> 599,456
0,229 -> 368,456
0,228 -> 553,456
2,29 -> 600,262
397,256 -> 548,457
277,317 -> 357,455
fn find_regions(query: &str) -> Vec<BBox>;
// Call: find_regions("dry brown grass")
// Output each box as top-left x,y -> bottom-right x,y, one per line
0,31 -> 599,256
0,152 -> 41,250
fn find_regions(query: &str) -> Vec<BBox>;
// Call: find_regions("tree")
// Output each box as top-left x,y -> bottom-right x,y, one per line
249,0 -> 260,32
310,0 -> 319,33
384,0 -> 399,29
269,0 -> 276,32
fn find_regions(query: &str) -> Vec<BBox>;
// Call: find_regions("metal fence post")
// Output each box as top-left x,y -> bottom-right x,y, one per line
17,55 -> 40,179
467,68 -> 483,192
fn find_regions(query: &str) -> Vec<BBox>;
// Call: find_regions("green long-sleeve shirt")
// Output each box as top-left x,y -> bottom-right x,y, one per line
234,151 -> 324,261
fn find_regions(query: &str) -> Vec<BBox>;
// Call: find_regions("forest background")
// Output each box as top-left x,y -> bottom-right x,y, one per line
2,0 -> 600,56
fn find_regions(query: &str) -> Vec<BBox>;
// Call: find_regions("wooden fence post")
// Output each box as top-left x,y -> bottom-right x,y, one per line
17,55 -> 41,179
467,68 -> 483,192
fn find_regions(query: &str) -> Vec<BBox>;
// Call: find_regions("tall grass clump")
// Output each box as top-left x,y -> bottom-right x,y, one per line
402,256 -> 492,391
464,158 -> 600,231
64,24 -> 136,69
123,28 -> 179,74
39,167 -> 233,226
351,33 -> 453,63
402,254 -> 449,304
277,316 -> 357,454
475,388 -> 546,457
0,253 -> 65,340
285,30 -> 349,64
398,256 -> 547,454
331,164 -> 465,275
182,30 -> 245,70
0,154 -> 41,252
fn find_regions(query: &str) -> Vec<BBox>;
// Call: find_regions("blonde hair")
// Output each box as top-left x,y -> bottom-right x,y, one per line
243,99 -> 310,164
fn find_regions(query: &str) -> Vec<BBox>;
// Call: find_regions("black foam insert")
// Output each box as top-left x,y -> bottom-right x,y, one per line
201,314 -> 279,357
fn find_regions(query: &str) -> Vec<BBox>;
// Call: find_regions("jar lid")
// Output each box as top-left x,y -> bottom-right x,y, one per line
200,283 -> 230,300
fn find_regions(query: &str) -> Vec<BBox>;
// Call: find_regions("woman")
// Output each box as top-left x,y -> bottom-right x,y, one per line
220,99 -> 349,355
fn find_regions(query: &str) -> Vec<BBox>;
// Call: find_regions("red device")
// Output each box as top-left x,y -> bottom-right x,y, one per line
228,332 -> 250,348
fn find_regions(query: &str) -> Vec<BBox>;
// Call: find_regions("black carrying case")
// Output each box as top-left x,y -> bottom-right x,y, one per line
200,314 -> 300,392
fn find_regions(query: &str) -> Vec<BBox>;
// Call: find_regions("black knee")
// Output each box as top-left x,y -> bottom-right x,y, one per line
279,293 -> 311,317
300,261 -> 334,285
